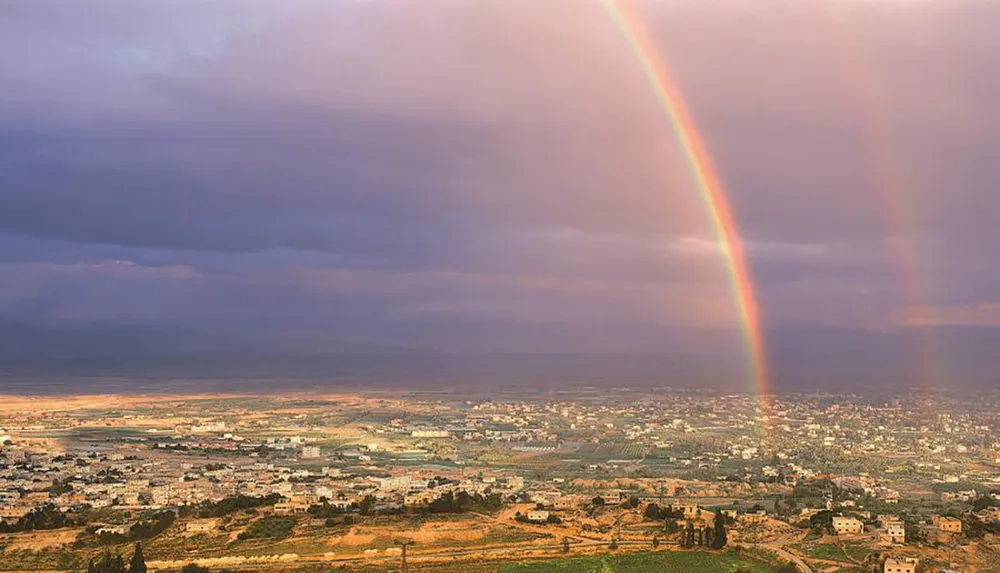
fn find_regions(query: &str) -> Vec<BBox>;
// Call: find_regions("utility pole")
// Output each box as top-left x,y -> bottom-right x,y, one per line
395,540 -> 414,573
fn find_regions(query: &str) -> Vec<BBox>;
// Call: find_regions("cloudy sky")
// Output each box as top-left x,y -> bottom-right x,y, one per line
2,0 -> 998,389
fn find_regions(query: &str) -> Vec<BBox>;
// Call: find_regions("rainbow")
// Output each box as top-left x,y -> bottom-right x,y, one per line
599,0 -> 772,424
820,6 -> 938,390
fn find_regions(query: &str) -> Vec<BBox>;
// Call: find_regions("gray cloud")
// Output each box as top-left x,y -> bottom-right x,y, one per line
1,0 -> 998,386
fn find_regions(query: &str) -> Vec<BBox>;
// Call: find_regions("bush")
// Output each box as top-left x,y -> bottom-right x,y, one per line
0,504 -> 72,533
195,494 -> 283,518
237,516 -> 298,540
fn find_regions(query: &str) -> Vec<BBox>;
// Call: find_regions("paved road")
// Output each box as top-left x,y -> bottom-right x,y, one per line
734,542 -> 813,573
769,546 -> 813,573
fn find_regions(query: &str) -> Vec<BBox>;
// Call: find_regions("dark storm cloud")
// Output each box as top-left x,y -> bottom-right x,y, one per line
1,0 -> 998,386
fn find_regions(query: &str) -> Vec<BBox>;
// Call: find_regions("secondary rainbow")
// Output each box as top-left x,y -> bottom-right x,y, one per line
599,0 -> 772,421
820,5 -> 938,389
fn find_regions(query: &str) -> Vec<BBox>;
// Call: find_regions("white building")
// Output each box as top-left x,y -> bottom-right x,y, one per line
880,523 -> 905,544
883,557 -> 918,573
527,510 -> 551,523
186,519 -> 219,533
832,516 -> 864,535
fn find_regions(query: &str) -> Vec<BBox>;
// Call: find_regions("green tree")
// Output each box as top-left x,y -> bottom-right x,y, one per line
88,551 -> 126,573
712,512 -> 728,549
645,503 -> 661,520
682,522 -> 696,548
129,543 -> 147,573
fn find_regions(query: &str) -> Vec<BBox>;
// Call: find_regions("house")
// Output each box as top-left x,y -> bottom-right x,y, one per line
978,507 -> 1000,523
675,503 -> 702,520
932,516 -> 962,533
553,496 -> 582,510
186,519 -> 219,533
0,505 -> 31,520
832,516 -> 865,535
880,523 -> 905,544
739,510 -> 768,525
527,510 -> 551,523
883,557 -> 918,573
274,498 -> 311,515
95,525 -> 129,536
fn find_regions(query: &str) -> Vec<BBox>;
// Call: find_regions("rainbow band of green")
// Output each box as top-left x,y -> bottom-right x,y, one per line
600,0 -> 772,420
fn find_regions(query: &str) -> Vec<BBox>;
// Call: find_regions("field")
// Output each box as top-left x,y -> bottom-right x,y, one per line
792,541 -> 873,564
498,550 -> 771,573
571,442 -> 649,462
361,550 -> 774,573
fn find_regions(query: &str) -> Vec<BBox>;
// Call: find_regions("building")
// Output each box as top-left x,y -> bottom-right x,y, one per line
301,446 -> 321,459
527,510 -> 551,523
883,557 -> 918,573
880,523 -> 905,544
274,498 -> 311,515
978,507 -> 1000,523
95,525 -> 129,536
739,510 -> 768,525
553,496 -> 582,510
833,516 -> 865,536
186,519 -> 219,533
675,503 -> 702,520
932,516 -> 962,533
411,430 -> 450,438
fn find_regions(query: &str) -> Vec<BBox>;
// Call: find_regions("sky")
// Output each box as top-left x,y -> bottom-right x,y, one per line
1,0 -> 999,390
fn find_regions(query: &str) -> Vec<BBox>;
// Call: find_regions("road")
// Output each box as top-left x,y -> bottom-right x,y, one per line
150,538 -> 815,573
768,545 -> 814,573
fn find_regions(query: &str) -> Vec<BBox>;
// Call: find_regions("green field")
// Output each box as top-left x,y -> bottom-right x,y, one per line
498,550 -> 774,573
792,541 -> 873,564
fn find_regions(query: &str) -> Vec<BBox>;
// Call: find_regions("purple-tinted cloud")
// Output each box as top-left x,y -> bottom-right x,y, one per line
1,0 -> 998,387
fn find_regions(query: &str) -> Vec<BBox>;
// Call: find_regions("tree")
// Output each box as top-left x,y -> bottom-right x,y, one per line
608,539 -> 618,551
682,522 -> 696,548
809,510 -> 834,534
712,512 -> 728,550
652,535 -> 660,548
180,565 -> 209,573
645,503 -> 661,521
665,518 -> 679,534
562,537 -> 571,553
88,552 -> 126,573
973,496 -> 998,512
129,543 -> 147,573
592,496 -> 606,506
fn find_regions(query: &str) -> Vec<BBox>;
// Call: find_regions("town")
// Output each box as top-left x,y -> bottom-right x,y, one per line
1,389 -> 1000,572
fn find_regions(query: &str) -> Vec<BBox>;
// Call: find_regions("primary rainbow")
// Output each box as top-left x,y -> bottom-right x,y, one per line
599,0 -> 772,423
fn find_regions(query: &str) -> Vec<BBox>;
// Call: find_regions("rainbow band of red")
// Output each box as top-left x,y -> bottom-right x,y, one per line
600,0 -> 772,420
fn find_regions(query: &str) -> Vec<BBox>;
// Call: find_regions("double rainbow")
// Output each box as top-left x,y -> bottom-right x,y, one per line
599,0 -> 772,425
